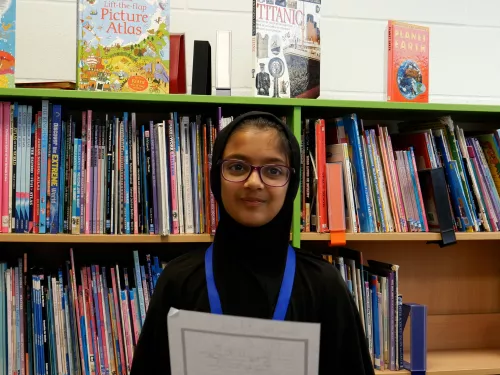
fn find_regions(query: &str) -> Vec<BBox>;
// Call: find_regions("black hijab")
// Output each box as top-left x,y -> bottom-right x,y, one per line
131,114 -> 376,375
209,111 -> 301,316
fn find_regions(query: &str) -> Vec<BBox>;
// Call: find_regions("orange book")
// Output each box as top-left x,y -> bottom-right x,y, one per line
326,163 -> 346,246
387,21 -> 429,103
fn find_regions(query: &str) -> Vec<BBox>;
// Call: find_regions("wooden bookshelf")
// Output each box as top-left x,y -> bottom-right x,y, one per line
0,233 -> 214,243
376,349 -> 500,375
1,231 -> 498,244
301,232 -> 500,241
1,88 -> 500,374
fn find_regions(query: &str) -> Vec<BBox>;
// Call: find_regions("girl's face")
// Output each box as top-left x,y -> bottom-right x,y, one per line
221,127 -> 289,227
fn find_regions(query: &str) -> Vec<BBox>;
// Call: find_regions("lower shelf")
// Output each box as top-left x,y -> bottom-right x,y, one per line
0,232 -> 498,244
0,233 -> 214,243
375,349 -> 500,375
301,232 -> 500,241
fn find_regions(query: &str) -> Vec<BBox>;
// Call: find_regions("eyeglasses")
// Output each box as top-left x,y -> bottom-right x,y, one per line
219,159 -> 294,187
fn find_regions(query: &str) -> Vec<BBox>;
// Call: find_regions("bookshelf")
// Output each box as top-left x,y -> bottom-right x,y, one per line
376,349 -> 500,375
1,231 -> 499,243
1,87 -> 500,374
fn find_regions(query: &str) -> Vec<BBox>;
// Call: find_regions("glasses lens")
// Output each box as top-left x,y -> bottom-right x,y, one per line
222,160 -> 251,182
261,165 -> 290,186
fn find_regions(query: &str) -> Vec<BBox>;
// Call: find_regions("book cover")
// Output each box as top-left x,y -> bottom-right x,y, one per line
0,0 -> 15,88
252,0 -> 321,99
387,21 -> 429,103
77,0 -> 170,94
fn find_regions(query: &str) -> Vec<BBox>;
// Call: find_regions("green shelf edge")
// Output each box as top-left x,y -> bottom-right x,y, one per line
2,88 -> 500,112
291,106 -> 301,249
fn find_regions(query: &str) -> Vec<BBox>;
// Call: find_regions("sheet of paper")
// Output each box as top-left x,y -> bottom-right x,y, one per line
167,308 -> 320,375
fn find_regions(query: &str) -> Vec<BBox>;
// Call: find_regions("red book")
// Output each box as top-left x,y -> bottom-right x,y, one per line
387,21 -> 429,103
315,119 -> 328,233
169,34 -> 187,94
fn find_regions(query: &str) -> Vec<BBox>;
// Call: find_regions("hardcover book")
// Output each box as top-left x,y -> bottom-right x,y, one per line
252,0 -> 321,99
77,0 -> 170,94
0,0 -> 15,88
387,20 -> 429,103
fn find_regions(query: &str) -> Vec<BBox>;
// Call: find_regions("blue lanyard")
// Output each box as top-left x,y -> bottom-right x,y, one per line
204,244 -> 296,321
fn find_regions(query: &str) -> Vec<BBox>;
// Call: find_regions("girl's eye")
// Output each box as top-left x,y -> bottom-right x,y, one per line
229,163 -> 245,171
264,165 -> 285,177
268,167 -> 282,175
225,161 -> 249,174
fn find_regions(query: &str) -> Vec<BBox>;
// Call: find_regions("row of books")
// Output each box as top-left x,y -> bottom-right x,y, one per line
0,247 -> 402,375
0,101 -> 231,235
302,113 -> 500,234
0,249 -> 168,375
323,249 -> 402,371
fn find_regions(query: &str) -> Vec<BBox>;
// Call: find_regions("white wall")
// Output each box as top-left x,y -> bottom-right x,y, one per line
15,0 -> 500,104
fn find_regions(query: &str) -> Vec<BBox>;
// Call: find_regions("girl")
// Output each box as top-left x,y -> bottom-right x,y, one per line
130,111 -> 374,375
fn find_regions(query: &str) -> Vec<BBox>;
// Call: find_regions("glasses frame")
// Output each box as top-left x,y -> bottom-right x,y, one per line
218,159 -> 294,187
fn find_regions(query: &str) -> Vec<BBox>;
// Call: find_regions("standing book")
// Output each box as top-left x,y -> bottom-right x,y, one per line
252,0 -> 321,99
387,20 -> 429,103
0,0 -> 15,88
77,0 -> 171,94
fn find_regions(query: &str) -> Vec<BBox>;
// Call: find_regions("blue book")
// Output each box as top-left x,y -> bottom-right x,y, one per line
435,133 -> 474,231
146,255 -> 154,298
133,251 -> 146,327
59,121 -> 66,233
39,101 -> 49,233
370,275 -> 380,370
49,105 -> 61,233
341,115 -> 375,232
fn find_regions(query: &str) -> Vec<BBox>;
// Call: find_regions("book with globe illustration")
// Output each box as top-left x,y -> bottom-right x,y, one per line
77,0 -> 170,94
387,20 -> 429,103
0,0 -> 15,88
252,0 -> 321,99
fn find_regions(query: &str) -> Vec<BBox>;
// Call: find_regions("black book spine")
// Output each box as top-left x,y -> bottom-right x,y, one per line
144,130 -> 154,233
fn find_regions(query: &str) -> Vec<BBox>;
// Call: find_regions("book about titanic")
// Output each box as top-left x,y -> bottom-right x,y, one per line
252,0 -> 321,99
77,0 -> 170,94
387,20 -> 429,103
0,0 -> 15,88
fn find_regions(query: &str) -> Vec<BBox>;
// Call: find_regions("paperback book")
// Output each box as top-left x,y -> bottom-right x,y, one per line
387,20 -> 429,103
77,0 -> 171,94
252,0 -> 321,99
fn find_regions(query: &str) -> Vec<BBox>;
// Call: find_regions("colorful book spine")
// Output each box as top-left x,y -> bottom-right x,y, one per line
131,114 -> 138,235
149,122 -> 158,235
2,103 -> 9,232
167,119 -> 178,234
49,105 -> 61,234
85,111 -> 92,234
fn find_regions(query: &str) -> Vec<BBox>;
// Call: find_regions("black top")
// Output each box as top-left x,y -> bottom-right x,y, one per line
130,247 -> 375,375
130,111 -> 374,375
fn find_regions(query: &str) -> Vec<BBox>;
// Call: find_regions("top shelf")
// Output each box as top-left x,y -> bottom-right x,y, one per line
0,88 -> 500,113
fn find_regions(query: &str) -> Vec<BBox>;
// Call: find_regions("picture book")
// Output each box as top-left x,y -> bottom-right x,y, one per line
0,0 -> 15,88
252,0 -> 321,99
387,20 -> 429,103
77,0 -> 170,94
